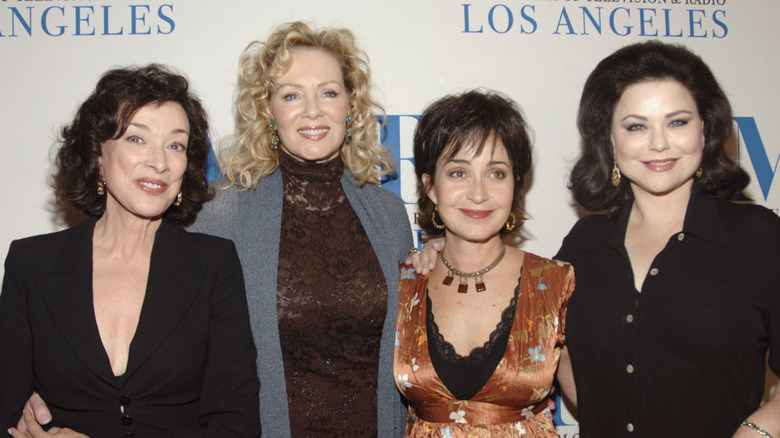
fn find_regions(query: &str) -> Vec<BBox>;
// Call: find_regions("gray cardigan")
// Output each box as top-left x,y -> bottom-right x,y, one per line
190,169 -> 411,437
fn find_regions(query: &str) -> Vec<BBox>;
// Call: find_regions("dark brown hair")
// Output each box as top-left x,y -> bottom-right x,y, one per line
53,64 -> 213,225
571,40 -> 749,212
413,89 -> 533,237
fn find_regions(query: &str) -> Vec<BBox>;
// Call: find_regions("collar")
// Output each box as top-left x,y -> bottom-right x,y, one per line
607,188 -> 730,251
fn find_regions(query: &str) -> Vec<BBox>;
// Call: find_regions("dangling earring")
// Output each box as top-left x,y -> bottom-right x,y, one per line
611,161 -> 621,187
173,191 -> 183,207
97,180 -> 105,196
695,167 -> 703,178
431,205 -> 445,230
505,212 -> 517,232
269,121 -> 280,150
344,114 -> 352,145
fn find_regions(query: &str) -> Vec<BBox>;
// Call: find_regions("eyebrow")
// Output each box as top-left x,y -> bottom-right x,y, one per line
620,109 -> 695,122
128,122 -> 189,136
447,158 -> 510,166
275,80 -> 344,89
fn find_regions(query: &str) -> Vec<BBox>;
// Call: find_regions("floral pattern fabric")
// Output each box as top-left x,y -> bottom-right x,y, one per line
394,253 -> 574,437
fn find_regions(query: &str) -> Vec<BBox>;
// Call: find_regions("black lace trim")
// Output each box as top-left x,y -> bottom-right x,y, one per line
427,272 -> 522,367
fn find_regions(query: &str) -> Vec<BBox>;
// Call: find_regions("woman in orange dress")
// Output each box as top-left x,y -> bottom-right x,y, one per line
395,90 -> 575,437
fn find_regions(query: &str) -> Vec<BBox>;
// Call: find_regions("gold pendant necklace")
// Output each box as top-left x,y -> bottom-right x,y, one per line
440,242 -> 506,293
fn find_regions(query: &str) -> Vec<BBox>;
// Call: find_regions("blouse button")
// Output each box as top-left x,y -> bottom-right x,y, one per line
121,415 -> 133,426
649,268 -> 659,276
627,423 -> 635,432
677,233 -> 685,241
626,314 -> 634,323
626,364 -> 634,373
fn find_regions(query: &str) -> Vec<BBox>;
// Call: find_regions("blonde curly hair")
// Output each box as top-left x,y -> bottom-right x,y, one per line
222,21 -> 393,189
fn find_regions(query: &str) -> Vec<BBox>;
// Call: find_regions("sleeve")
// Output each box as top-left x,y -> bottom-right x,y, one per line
0,241 -> 35,430
172,240 -> 261,438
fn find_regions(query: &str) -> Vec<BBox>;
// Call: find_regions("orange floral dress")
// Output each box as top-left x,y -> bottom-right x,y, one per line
394,252 -> 574,437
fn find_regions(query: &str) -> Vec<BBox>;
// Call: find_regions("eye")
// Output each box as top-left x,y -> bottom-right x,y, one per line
491,170 -> 507,179
626,124 -> 644,132
323,90 -> 338,98
449,169 -> 465,178
669,119 -> 689,127
283,93 -> 299,102
126,135 -> 143,143
169,142 -> 187,152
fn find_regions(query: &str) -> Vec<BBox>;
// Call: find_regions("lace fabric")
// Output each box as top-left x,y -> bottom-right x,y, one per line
427,274 -> 521,400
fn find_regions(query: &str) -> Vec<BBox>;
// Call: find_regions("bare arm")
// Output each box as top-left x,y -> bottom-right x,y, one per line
733,381 -> 780,438
556,346 -> 577,409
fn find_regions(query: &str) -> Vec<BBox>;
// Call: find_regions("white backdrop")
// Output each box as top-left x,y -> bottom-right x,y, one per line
2,1 -> 778,434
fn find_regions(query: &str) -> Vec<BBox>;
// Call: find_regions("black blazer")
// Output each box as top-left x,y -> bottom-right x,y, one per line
0,217 -> 261,437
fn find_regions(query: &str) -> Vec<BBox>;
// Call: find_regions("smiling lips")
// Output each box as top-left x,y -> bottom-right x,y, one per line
135,178 -> 169,195
642,158 -> 678,172
460,209 -> 493,219
298,126 -> 330,141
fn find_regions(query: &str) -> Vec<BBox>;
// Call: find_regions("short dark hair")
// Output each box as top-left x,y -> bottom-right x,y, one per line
53,64 -> 213,225
571,40 -> 749,212
413,89 -> 533,237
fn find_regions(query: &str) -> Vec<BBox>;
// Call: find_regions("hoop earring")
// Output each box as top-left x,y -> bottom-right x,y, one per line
344,114 -> 352,145
431,205 -> 445,230
695,167 -> 703,178
269,121 -> 280,150
97,180 -> 105,196
173,191 -> 183,207
505,211 -> 517,232
611,161 -> 621,187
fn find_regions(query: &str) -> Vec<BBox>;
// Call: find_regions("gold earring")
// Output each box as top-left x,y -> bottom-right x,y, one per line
97,180 -> 105,196
611,161 -> 621,187
173,191 -> 183,207
431,205 -> 445,230
695,167 -> 703,178
505,212 -> 517,232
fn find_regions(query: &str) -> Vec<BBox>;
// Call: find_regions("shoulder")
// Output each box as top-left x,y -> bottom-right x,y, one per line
715,200 -> 780,248
556,214 -> 615,258
523,251 -> 573,275
5,219 -> 92,264
162,220 -> 236,255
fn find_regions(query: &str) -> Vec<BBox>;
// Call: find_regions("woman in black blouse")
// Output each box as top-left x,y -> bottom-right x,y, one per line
556,40 -> 780,437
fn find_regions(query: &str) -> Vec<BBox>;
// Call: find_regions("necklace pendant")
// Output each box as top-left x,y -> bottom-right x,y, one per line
475,275 -> 486,292
442,271 -> 454,286
457,282 -> 468,293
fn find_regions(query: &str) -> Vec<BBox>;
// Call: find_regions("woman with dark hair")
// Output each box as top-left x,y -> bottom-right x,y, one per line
395,90 -> 575,436
0,64 -> 260,437
556,40 -> 780,437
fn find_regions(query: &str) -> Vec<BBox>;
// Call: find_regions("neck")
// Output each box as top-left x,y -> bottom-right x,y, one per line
629,182 -> 692,228
440,234 -> 504,272
94,207 -> 161,257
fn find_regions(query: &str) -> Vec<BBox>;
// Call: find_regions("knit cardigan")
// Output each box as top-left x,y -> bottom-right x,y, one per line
190,169 -> 412,437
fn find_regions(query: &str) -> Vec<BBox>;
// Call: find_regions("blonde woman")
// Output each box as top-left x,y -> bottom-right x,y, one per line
191,22 -> 412,437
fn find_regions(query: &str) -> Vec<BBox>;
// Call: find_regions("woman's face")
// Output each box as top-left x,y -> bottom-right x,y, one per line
98,101 -> 189,221
611,79 -> 704,200
269,48 -> 350,163
423,138 -> 515,244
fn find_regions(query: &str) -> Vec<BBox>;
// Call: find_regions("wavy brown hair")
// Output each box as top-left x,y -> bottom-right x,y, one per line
223,21 -> 392,189
53,64 -> 213,226
571,40 -> 749,213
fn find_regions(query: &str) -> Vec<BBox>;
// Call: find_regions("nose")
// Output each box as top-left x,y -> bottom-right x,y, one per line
146,144 -> 169,174
467,178 -> 488,204
648,128 -> 670,152
304,96 -> 322,118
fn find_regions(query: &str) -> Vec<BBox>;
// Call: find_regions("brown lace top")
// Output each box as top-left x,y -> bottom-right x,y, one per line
276,150 -> 387,437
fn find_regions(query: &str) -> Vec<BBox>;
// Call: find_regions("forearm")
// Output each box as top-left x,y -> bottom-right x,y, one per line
734,383 -> 780,438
